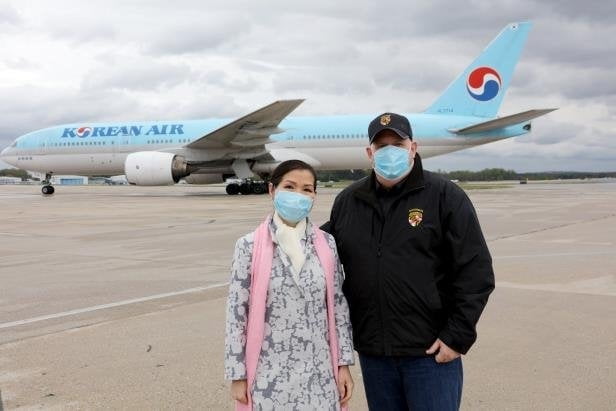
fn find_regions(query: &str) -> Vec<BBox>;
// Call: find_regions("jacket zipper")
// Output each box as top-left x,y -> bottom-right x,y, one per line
375,208 -> 388,355
375,185 -> 425,356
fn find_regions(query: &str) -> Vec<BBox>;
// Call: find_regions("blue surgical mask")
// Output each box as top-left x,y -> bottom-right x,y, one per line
274,190 -> 314,223
373,145 -> 412,181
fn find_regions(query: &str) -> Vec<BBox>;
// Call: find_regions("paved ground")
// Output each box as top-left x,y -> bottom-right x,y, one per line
0,181 -> 615,410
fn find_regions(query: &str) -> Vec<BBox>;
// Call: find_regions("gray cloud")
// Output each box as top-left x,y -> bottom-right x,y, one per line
537,0 -> 616,25
514,61 -> 616,101
273,67 -> 375,96
140,13 -> 253,55
82,58 -> 196,91
49,22 -> 116,43
0,3 -> 20,26
519,119 -> 581,146
1,57 -> 36,70
0,86 -> 139,140
525,17 -> 616,69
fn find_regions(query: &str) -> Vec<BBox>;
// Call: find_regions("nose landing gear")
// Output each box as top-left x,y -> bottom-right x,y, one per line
42,185 -> 55,195
41,173 -> 55,195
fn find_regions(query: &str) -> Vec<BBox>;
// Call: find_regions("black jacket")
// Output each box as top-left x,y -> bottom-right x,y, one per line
322,155 -> 494,356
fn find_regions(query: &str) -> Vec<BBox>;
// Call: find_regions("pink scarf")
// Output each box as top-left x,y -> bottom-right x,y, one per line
236,216 -> 345,411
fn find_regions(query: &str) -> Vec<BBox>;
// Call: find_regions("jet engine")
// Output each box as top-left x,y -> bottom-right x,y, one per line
124,151 -> 189,186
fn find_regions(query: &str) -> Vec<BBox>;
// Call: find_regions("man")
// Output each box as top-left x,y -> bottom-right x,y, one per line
322,113 -> 495,410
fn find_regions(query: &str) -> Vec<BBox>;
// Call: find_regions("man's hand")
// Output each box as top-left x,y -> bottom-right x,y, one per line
230,379 -> 248,404
426,338 -> 461,363
337,365 -> 354,406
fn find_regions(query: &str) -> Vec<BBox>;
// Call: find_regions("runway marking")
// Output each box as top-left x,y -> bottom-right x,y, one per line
497,280 -> 616,297
0,232 -> 28,237
489,212 -> 616,241
494,251 -> 613,259
0,251 -> 612,330
0,282 -> 229,330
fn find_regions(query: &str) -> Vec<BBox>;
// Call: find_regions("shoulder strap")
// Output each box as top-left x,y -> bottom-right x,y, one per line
313,228 -> 340,382
242,217 -> 273,409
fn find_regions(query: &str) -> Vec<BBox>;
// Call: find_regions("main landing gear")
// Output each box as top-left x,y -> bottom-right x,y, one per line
225,179 -> 268,195
41,172 -> 55,195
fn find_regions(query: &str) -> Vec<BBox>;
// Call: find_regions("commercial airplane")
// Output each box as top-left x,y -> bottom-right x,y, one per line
1,22 -> 555,195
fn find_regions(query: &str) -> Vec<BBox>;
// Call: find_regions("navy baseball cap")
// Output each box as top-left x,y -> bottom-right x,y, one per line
368,112 -> 413,143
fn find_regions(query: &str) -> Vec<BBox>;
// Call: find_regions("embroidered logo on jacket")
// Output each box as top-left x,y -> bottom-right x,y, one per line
408,208 -> 423,227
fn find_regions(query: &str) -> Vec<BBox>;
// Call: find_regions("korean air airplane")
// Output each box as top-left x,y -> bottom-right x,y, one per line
1,22 -> 555,195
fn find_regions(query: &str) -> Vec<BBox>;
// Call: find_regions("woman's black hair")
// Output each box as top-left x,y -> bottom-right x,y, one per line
270,160 -> 317,191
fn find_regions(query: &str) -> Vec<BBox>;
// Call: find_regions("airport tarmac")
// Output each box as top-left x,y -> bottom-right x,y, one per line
1,181 -> 615,410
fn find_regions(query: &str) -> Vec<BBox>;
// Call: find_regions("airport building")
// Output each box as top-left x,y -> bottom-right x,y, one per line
50,175 -> 89,185
0,176 -> 22,184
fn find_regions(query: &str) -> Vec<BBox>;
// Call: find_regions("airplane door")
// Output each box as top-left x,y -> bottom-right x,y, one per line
116,133 -> 132,170
40,134 -> 48,154
119,133 -> 131,153
107,133 -> 119,170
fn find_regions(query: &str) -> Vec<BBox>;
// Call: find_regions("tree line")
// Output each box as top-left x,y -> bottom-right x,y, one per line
436,169 -> 616,181
3,168 -> 616,183
316,168 -> 616,182
0,168 -> 30,179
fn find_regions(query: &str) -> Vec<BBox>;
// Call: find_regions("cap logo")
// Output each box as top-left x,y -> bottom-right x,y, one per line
380,114 -> 391,126
408,208 -> 423,227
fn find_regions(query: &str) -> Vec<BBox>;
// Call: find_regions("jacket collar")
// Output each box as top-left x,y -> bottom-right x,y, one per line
353,153 -> 426,208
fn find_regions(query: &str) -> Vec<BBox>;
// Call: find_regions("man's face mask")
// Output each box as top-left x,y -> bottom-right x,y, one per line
373,145 -> 412,181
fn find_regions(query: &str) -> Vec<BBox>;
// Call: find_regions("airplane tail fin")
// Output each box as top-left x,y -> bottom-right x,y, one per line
424,22 -> 532,118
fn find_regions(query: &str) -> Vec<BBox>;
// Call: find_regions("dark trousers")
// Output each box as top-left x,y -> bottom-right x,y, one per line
358,353 -> 463,411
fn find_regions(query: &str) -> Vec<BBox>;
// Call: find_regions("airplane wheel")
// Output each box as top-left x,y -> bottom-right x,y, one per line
226,184 -> 240,195
252,183 -> 266,195
240,183 -> 252,195
42,185 -> 54,195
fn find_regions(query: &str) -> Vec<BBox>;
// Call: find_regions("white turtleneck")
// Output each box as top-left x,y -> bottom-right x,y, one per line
273,212 -> 307,283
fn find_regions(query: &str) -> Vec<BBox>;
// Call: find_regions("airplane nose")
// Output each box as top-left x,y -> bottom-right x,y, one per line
1,146 -> 15,166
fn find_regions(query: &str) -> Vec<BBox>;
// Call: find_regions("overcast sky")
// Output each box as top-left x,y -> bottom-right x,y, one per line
1,0 -> 615,172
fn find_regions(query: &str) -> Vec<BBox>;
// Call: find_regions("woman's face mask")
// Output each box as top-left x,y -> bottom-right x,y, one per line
273,190 -> 314,223
270,168 -> 316,224
373,145 -> 412,181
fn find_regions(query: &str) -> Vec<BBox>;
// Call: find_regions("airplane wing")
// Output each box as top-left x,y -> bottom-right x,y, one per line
449,108 -> 557,135
186,99 -> 304,149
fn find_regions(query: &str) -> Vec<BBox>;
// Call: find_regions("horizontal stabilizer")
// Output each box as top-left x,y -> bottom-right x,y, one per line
449,108 -> 557,134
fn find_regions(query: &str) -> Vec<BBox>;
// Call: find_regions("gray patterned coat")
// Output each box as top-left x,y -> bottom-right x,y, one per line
225,218 -> 354,410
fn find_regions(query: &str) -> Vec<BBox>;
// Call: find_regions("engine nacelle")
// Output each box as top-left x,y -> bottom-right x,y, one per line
182,174 -> 224,184
124,151 -> 189,186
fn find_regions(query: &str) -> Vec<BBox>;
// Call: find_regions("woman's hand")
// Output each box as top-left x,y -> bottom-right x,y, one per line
230,379 -> 248,404
337,365 -> 354,406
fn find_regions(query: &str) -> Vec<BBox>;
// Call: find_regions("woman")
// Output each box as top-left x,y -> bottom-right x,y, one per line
224,160 -> 354,410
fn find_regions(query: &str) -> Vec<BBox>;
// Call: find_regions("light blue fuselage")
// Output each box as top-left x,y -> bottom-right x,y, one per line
0,113 -> 528,176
